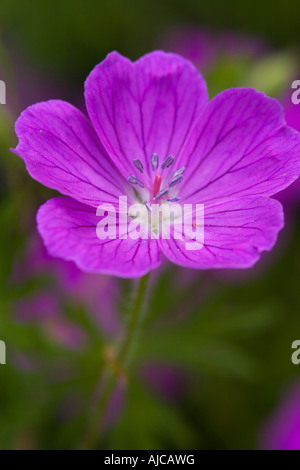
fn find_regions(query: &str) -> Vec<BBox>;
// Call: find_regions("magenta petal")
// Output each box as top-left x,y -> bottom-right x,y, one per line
160,196 -> 283,269
178,88 -> 300,204
37,197 -> 162,278
85,51 -> 208,178
12,100 -> 125,208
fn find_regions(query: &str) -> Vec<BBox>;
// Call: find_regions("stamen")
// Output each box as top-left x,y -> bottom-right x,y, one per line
151,153 -> 159,171
128,153 -> 185,208
169,174 -> 184,188
133,159 -> 144,173
161,155 -> 175,169
154,188 -> 169,200
128,175 -> 145,188
144,202 -> 152,212
167,197 -> 181,202
171,166 -> 185,177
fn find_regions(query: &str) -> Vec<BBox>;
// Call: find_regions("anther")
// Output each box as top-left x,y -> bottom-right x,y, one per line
133,159 -> 144,173
151,153 -> 159,171
161,156 -> 175,169
144,202 -> 152,212
169,174 -> 184,188
154,188 -> 169,200
167,197 -> 181,202
171,166 -> 185,177
128,175 -> 145,188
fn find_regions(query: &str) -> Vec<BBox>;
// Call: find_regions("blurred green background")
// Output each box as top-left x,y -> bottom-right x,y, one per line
0,0 -> 300,450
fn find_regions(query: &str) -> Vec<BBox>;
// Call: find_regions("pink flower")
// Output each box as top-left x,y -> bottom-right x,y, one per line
11,51 -> 300,277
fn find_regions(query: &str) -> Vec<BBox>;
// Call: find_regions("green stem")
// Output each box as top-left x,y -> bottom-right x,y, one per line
117,272 -> 150,366
81,272 -> 151,450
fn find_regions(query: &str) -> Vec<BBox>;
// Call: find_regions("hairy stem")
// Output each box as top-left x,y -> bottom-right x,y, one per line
81,272 -> 151,449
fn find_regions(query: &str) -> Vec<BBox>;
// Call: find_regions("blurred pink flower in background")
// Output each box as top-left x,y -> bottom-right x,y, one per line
161,27 -> 216,72
161,26 -> 269,73
260,379 -> 300,450
141,362 -> 185,402
14,233 -> 121,348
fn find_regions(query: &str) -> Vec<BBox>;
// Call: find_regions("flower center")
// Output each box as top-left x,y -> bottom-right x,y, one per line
127,153 -> 185,211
